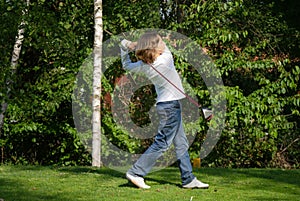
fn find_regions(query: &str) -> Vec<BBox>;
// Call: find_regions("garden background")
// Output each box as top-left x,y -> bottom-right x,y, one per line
0,0 -> 299,169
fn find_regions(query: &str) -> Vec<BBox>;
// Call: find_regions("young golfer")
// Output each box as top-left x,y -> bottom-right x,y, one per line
120,32 -> 209,189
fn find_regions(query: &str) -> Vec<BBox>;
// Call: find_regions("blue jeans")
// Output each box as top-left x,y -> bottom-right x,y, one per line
127,100 -> 195,185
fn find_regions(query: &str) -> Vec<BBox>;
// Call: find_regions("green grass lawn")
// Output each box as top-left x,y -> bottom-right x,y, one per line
0,165 -> 299,201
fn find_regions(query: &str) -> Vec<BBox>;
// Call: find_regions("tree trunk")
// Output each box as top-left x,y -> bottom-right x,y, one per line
92,0 -> 103,167
0,0 -> 30,134
173,0 -> 193,33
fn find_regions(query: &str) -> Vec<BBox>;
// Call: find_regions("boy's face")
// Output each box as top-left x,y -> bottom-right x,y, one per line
157,37 -> 165,54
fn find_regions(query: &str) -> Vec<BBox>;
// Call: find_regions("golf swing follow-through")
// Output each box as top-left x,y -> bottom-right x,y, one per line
120,31 -> 212,189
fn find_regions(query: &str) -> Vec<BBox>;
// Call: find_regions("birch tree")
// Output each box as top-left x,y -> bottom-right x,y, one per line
0,0 -> 30,133
92,0 -> 103,167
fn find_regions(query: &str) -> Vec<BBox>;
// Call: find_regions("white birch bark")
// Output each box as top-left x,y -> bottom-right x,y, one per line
92,0 -> 103,167
0,0 -> 30,132
11,0 -> 29,69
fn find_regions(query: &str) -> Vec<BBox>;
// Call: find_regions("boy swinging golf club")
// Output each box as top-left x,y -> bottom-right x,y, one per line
120,31 -> 211,189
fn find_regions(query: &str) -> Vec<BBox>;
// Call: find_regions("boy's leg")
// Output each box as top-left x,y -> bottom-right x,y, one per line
127,100 -> 180,177
173,106 -> 209,188
173,113 -> 196,186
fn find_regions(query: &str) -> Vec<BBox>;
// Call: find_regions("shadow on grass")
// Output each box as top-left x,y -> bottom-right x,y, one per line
56,166 -> 124,178
118,176 -> 181,188
0,178 -> 62,201
57,166 -> 182,188
58,165 -> 298,190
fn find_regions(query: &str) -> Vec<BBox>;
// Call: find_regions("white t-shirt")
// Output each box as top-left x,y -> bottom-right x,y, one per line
120,43 -> 186,103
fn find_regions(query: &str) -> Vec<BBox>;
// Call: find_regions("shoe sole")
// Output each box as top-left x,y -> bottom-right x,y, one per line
183,186 -> 209,189
182,186 -> 209,189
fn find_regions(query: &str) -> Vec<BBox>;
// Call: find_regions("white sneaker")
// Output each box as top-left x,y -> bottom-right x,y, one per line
126,172 -> 151,189
183,178 -> 209,189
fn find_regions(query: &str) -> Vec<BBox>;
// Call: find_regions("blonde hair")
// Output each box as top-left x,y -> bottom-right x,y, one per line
135,32 -> 163,64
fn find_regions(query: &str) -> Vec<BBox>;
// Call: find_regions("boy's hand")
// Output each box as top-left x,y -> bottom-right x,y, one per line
120,39 -> 131,50
120,39 -> 137,51
128,42 -> 137,51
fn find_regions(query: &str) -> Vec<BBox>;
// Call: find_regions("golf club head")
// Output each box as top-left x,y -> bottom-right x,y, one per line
201,107 -> 213,121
